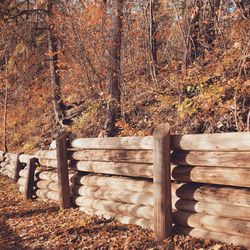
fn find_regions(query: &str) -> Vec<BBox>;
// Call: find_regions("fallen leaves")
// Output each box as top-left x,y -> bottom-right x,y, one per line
0,176 -> 247,250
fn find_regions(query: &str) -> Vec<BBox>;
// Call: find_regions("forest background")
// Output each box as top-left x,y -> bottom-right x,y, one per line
0,0 -> 249,153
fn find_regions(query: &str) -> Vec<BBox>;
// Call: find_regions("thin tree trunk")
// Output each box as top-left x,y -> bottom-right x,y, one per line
47,0 -> 64,127
105,0 -> 123,136
149,0 -> 158,86
3,56 -> 8,152
3,79 -> 8,153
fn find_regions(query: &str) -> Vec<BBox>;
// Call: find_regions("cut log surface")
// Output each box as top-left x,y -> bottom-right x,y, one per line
74,197 -> 153,220
173,211 -> 250,237
175,226 -> 250,248
36,189 -> 60,201
79,207 -> 154,230
172,132 -> 250,151
76,161 -> 153,178
172,151 -> 250,168
172,165 -> 250,187
50,136 -> 154,150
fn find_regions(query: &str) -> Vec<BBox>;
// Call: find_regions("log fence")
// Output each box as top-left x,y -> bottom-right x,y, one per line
1,124 -> 250,248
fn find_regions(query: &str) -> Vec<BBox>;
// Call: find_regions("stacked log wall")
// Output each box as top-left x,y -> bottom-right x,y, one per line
1,131 -> 250,248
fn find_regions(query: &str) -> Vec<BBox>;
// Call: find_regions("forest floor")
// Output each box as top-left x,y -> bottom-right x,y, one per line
0,175 -> 246,250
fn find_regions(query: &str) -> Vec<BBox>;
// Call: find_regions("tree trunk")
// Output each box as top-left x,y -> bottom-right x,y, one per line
204,0 -> 221,48
148,0 -> 158,86
3,77 -> 8,152
3,56 -> 8,152
183,0 -> 202,69
105,0 -> 123,136
47,0 -> 64,127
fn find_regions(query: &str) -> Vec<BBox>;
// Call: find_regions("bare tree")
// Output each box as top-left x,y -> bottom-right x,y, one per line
3,56 -> 8,152
47,0 -> 64,127
105,0 -> 123,136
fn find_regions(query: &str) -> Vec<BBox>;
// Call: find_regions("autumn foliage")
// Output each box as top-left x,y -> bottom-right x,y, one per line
0,0 -> 249,152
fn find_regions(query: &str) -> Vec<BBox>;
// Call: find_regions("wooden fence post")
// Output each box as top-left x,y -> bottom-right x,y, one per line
13,153 -> 22,183
153,123 -> 172,241
24,158 -> 36,200
56,134 -> 71,209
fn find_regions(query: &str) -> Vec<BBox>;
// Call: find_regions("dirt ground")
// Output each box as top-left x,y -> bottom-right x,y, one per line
0,175 -> 246,250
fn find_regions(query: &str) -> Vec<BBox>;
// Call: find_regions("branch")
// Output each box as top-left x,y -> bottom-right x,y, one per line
4,9 -> 48,20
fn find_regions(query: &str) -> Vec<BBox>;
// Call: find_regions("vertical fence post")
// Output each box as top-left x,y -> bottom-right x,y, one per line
24,157 -> 36,200
13,153 -> 22,183
56,134 -> 71,209
153,123 -> 172,241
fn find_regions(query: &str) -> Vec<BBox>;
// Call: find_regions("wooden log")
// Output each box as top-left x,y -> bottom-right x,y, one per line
71,175 -> 250,207
18,177 -> 27,186
175,226 -> 250,248
73,186 -> 154,206
38,171 -> 75,182
56,134 -> 71,209
5,152 -> 18,161
73,186 -> 250,220
70,149 -> 153,163
172,132 -> 250,151
36,180 -> 59,191
172,151 -> 250,168
13,153 -> 23,183
38,158 -> 72,169
50,136 -> 154,150
38,171 -> 58,182
173,211 -> 250,237
79,207 -> 154,230
172,165 -> 250,187
19,169 -> 42,180
75,197 -> 153,220
153,123 -> 172,241
39,158 -> 57,168
173,198 -> 250,220
24,158 -> 36,200
2,169 -> 11,177
0,161 -> 7,167
5,164 -> 14,172
36,189 -> 60,201
19,185 -> 25,194
76,161 -> 153,178
35,150 -> 57,160
19,168 -> 29,178
71,174 -> 154,193
19,154 -> 35,164
173,183 -> 250,208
